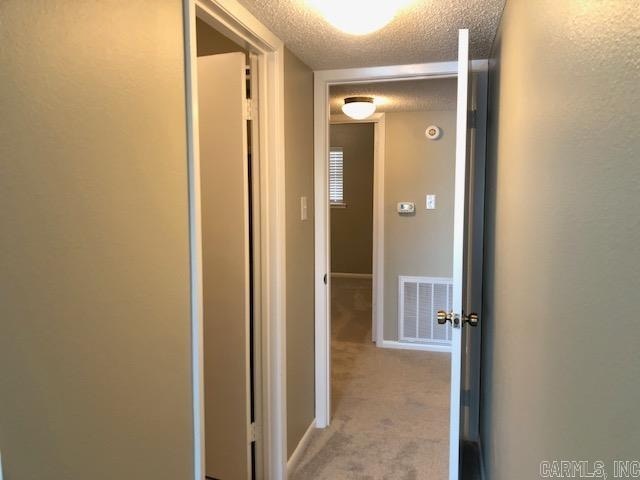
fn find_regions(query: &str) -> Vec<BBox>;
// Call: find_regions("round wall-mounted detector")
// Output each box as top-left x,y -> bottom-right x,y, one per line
425,125 -> 441,140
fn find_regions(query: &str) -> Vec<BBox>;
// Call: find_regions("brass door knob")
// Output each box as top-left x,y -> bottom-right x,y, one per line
437,311 -> 460,326
463,313 -> 479,327
438,311 -> 479,327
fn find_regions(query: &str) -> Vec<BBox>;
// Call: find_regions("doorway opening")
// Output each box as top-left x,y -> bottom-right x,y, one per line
295,77 -> 459,479
195,16 -> 260,480
183,2 -> 288,479
311,30 -> 488,480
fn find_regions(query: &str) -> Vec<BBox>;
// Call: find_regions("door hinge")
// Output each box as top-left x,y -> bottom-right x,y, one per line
468,109 -> 477,129
245,98 -> 258,121
245,98 -> 253,120
249,422 -> 256,443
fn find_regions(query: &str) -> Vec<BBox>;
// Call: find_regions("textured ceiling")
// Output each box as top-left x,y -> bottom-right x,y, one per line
237,0 -> 505,69
330,78 -> 457,114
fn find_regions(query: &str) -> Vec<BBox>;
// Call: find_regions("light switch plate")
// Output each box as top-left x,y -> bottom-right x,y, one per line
426,194 -> 437,210
300,196 -> 308,221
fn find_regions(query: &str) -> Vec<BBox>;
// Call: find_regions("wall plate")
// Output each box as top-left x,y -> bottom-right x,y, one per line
397,202 -> 415,214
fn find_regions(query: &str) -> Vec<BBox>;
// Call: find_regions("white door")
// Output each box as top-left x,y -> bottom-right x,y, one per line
446,28 -> 473,480
198,52 -> 252,480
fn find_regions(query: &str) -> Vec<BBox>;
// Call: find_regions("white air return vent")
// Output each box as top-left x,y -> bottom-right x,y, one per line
398,276 -> 453,347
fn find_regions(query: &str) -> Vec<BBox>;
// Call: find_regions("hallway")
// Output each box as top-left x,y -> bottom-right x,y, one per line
290,277 -> 451,479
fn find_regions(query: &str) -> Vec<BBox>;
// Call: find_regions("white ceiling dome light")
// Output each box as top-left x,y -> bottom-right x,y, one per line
342,97 -> 376,120
307,0 -> 407,35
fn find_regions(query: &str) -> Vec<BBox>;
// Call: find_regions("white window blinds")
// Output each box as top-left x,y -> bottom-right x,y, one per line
329,147 -> 344,204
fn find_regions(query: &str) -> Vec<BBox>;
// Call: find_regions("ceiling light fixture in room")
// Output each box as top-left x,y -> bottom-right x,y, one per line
342,96 -> 376,120
307,0 -> 407,35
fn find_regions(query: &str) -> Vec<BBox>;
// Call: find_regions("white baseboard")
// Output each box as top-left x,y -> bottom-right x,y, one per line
378,340 -> 452,353
287,419 -> 316,473
331,272 -> 372,279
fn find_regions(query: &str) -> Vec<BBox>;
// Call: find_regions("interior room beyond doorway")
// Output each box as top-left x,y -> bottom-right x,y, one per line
293,77 -> 459,479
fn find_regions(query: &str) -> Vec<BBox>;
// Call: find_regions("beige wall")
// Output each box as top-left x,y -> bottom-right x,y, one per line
330,123 -> 375,275
0,1 -> 193,479
196,17 -> 246,57
481,1 -> 640,478
383,111 -> 456,340
283,48 -> 316,457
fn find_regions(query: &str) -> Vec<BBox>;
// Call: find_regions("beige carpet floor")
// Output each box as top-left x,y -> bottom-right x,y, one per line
289,277 -> 451,480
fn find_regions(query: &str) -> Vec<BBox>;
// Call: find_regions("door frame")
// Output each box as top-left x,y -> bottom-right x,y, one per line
183,1 -> 287,479
313,59 -> 487,430
329,112 -> 385,344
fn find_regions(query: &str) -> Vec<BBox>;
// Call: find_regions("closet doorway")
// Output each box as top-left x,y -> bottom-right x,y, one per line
196,22 -> 257,480
183,3 -> 287,479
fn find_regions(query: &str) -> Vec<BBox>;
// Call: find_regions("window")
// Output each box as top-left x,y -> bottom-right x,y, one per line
329,147 -> 345,206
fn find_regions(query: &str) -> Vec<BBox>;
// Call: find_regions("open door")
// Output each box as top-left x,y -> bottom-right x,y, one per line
439,29 -> 479,480
198,52 -> 253,480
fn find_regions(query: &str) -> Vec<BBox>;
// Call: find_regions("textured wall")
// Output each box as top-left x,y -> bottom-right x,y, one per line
0,1 -> 193,479
330,78 -> 458,114
481,1 -> 640,478
283,48 -> 316,457
383,111 -> 456,340
330,123 -> 375,275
